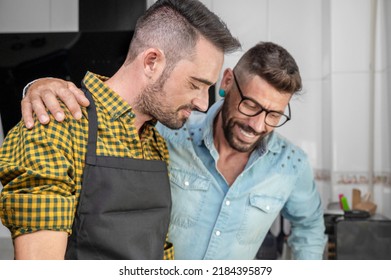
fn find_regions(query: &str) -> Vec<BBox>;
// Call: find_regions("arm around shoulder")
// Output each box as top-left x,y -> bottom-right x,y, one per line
21,78 -> 88,128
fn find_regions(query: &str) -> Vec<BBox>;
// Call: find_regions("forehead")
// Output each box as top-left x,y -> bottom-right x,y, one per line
240,75 -> 291,106
183,37 -> 224,82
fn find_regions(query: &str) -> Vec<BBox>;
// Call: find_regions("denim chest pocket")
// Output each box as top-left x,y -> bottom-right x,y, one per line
169,169 -> 210,228
237,194 -> 285,245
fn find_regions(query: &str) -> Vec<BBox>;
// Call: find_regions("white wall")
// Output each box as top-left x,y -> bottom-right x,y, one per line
328,0 -> 390,217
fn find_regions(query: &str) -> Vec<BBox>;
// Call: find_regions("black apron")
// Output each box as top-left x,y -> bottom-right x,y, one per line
65,87 -> 171,259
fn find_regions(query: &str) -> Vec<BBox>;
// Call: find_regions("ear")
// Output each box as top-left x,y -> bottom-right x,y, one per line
143,48 -> 166,79
219,68 -> 234,91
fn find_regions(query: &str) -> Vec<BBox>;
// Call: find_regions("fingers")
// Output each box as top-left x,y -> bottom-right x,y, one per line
21,78 -> 86,128
65,82 -> 89,120
21,98 -> 36,129
53,82 -> 85,120
32,79 -> 67,123
68,82 -> 89,106
25,95 -> 51,126
21,86 -> 53,129
21,78 -> 64,127
31,89 -> 57,123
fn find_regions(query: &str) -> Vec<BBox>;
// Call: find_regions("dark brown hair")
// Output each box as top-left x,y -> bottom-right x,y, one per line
234,42 -> 302,95
126,0 -> 241,66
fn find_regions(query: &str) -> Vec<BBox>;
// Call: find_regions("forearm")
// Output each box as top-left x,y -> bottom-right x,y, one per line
284,160 -> 327,259
287,219 -> 327,259
14,230 -> 68,260
285,190 -> 327,259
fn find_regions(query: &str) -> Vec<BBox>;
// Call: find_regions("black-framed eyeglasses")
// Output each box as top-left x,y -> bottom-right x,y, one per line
233,72 -> 291,128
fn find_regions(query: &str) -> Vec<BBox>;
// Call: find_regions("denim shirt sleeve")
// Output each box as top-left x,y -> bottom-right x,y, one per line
282,156 -> 328,259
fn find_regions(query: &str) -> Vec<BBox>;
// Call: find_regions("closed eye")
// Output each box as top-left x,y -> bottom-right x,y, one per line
268,112 -> 282,119
190,82 -> 200,90
242,99 -> 259,110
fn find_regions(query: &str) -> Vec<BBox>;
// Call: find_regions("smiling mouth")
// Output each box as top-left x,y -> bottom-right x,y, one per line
240,128 -> 257,138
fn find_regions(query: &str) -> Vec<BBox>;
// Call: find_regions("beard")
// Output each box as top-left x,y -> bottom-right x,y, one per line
133,75 -> 193,130
220,95 -> 267,153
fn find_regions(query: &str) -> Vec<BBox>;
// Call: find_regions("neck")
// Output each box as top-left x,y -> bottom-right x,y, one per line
105,64 -> 153,132
213,112 -> 251,159
213,111 -> 251,186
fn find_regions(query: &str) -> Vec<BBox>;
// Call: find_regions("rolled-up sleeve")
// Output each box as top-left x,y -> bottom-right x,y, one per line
0,119 -> 80,238
1,194 -> 75,237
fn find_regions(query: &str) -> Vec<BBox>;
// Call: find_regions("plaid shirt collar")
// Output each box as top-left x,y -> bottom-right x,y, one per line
82,71 -> 134,122
82,71 -> 158,126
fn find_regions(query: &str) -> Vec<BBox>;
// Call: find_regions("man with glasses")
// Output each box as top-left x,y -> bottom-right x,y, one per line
19,42 -> 327,259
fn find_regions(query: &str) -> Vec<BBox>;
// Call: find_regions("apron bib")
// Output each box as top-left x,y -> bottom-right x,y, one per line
65,87 -> 171,259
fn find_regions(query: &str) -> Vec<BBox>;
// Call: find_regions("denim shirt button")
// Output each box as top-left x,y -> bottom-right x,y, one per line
225,200 -> 231,206
215,231 -> 221,236
184,181 -> 189,186
266,205 -> 270,211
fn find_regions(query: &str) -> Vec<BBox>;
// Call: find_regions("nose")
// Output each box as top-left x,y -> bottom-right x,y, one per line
191,89 -> 209,112
248,112 -> 267,133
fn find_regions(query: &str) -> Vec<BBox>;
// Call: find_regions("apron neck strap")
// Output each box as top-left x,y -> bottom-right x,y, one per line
82,84 -> 98,165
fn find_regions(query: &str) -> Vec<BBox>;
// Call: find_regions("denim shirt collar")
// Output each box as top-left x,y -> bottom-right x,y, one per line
199,99 -> 282,156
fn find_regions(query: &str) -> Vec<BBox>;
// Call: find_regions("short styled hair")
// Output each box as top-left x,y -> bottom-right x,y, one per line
126,0 -> 241,66
234,42 -> 302,95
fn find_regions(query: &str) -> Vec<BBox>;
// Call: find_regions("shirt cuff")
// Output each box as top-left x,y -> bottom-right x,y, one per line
163,241 -> 174,260
0,193 -> 75,238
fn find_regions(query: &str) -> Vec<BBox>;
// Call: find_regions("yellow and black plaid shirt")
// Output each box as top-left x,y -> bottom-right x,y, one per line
0,72 -> 174,260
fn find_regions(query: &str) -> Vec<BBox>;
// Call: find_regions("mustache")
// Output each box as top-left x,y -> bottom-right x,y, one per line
178,104 -> 198,112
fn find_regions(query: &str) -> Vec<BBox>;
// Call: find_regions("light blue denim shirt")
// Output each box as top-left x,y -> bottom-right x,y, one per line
157,100 -> 327,260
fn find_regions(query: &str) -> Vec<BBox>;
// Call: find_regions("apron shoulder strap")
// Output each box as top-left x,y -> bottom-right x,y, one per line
82,85 -> 98,165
